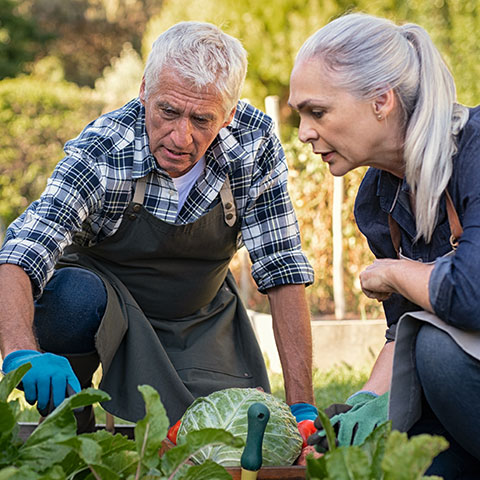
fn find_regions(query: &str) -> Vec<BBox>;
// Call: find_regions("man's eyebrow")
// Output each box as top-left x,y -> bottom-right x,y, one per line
156,100 -> 175,109
192,112 -> 216,120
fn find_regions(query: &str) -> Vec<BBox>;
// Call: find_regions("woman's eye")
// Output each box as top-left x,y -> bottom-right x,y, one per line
312,110 -> 325,119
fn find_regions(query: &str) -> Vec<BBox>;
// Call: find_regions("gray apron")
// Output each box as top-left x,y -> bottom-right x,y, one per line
389,310 -> 480,432
57,173 -> 270,423
388,194 -> 480,431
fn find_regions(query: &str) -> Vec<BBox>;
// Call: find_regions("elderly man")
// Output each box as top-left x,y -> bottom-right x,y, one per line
0,21 -> 316,434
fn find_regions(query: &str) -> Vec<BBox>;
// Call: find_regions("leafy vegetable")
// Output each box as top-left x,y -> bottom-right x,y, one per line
176,387 -> 303,467
305,417 -> 448,480
0,365 -> 244,479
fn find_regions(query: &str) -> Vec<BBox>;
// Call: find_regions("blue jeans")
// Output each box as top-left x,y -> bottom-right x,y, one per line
409,324 -> 480,479
34,267 -> 107,354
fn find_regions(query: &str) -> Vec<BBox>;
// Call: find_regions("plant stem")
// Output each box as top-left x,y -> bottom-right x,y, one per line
89,465 -> 102,480
135,422 -> 150,480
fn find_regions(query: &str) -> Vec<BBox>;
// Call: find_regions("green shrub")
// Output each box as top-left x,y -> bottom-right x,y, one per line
0,75 -> 103,228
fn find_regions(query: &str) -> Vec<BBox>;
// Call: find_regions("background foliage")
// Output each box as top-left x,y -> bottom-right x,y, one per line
1,0 -> 480,317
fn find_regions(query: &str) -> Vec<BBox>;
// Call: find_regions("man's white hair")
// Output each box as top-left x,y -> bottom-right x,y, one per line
143,21 -> 247,116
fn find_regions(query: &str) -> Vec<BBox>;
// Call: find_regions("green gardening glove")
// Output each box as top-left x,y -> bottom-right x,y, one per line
307,391 -> 389,450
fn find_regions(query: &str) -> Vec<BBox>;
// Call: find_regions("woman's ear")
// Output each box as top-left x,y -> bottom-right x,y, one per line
372,89 -> 396,120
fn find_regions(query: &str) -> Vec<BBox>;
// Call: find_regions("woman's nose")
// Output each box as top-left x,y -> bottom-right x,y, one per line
298,117 -> 319,144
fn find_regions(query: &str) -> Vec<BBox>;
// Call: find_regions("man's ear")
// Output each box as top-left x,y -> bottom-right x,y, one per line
222,107 -> 237,128
372,88 -> 396,119
139,77 -> 146,105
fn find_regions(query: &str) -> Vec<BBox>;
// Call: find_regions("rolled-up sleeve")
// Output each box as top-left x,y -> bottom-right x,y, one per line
0,154 -> 103,298
241,134 -> 314,292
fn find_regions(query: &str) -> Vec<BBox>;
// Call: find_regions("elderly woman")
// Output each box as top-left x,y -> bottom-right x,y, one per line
289,12 -> 480,478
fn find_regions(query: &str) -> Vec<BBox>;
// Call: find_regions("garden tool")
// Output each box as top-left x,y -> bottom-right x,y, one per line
240,402 -> 270,480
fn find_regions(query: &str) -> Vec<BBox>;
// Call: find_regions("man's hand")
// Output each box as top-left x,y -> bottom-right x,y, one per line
290,402 -> 320,465
2,350 -> 81,416
307,391 -> 389,450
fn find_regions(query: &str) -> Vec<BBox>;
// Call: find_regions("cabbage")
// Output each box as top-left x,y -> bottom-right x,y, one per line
176,387 -> 303,467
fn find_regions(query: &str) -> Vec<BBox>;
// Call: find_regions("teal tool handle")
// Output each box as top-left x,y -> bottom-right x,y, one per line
240,402 -> 270,472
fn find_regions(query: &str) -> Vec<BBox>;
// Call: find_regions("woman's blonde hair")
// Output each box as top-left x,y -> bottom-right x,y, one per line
296,12 -> 468,242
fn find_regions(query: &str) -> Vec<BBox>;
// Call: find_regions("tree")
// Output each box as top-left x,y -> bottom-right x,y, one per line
0,75 -> 103,227
20,0 -> 163,87
0,0 -> 50,79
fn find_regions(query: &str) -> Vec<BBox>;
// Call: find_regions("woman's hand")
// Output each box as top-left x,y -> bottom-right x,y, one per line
359,258 -> 400,301
359,258 -> 434,311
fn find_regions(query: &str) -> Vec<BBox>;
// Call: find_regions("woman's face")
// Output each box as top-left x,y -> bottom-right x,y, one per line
289,58 -> 396,176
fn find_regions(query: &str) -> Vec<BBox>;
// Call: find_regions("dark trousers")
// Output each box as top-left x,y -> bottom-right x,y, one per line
409,324 -> 480,479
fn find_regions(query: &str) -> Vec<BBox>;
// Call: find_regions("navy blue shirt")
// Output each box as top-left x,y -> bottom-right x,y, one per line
355,106 -> 480,340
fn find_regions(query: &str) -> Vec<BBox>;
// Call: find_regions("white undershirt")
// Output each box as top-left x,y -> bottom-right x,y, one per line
171,156 -> 206,213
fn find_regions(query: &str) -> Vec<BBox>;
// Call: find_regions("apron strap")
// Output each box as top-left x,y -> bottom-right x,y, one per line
388,189 -> 463,257
133,173 -> 237,226
133,176 -> 148,204
219,175 -> 237,227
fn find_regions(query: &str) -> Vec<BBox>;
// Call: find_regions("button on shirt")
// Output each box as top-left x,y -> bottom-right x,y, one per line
1,99 -> 314,298
355,106 -> 480,340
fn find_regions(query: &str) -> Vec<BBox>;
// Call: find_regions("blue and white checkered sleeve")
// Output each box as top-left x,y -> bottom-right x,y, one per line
241,134 -> 314,292
0,154 -> 104,298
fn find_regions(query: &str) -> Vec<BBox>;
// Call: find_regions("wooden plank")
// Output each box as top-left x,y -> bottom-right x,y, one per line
225,466 -> 306,479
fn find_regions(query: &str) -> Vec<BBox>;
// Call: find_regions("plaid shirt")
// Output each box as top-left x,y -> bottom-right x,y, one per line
1,99 -> 314,298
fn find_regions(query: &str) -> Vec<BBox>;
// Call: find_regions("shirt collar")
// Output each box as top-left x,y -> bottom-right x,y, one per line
132,102 -> 157,179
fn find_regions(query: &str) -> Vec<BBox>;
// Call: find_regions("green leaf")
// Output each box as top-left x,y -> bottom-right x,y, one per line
0,401 -> 21,459
59,432 -> 138,478
0,467 -> 18,480
134,385 -> 170,469
82,463 -> 122,480
382,431 -> 449,480
359,421 -> 391,479
0,465 -> 66,480
0,364 -> 31,402
182,459 -> 232,479
17,389 -> 109,472
315,408 -> 337,452
86,429 -> 137,457
25,388 -> 109,447
61,436 -> 102,465
324,446 -> 371,480
101,450 -> 139,478
162,429 -> 243,477
305,453 -> 328,479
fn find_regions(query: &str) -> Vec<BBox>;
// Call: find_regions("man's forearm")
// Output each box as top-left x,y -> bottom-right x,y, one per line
0,264 -> 37,357
267,284 -> 315,405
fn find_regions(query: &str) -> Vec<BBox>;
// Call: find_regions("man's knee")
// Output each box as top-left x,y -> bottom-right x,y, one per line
34,267 -> 107,353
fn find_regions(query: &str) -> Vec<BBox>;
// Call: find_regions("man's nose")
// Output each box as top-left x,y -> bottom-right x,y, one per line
171,117 -> 193,147
298,117 -> 319,144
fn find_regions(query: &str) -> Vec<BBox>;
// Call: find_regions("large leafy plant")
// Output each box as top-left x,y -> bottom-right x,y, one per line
0,365 -> 243,479
305,408 -> 449,480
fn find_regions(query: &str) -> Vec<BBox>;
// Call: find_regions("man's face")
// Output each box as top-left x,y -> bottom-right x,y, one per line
140,69 -> 235,178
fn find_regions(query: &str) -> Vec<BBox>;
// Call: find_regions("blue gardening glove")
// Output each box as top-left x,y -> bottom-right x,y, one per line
307,391 -> 389,450
2,350 -> 81,416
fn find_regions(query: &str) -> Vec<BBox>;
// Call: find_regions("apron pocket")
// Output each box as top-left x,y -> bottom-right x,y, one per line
172,358 -> 256,399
